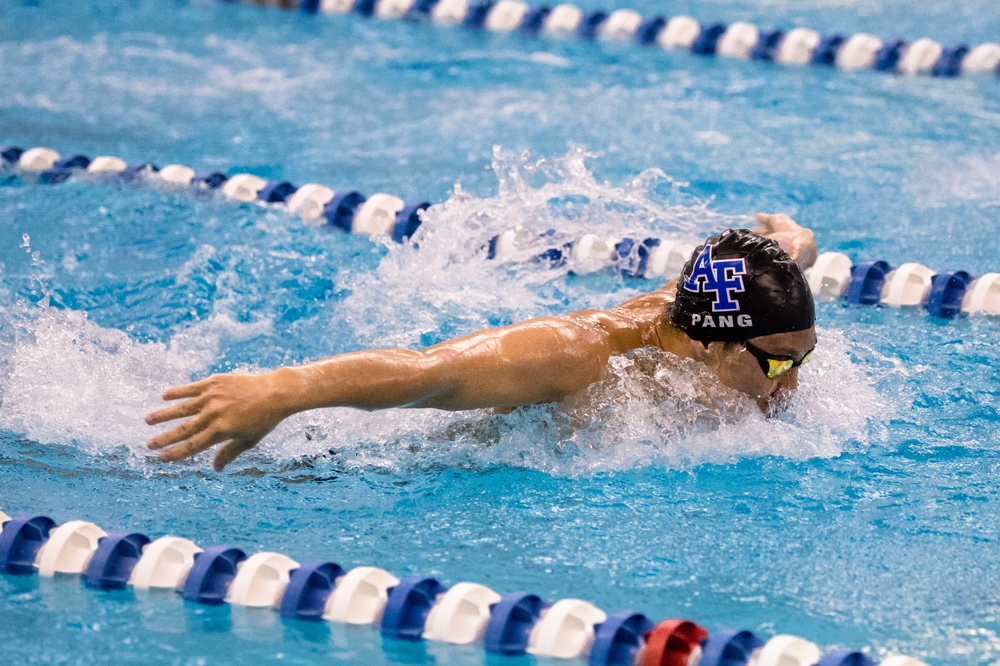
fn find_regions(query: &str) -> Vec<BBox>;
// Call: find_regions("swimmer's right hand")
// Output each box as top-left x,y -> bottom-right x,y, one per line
752,212 -> 817,270
145,369 -> 300,472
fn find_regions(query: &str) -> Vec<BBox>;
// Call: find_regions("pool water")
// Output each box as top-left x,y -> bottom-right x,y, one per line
1,0 -> 999,663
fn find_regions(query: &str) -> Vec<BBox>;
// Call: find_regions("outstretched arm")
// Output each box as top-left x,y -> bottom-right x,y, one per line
146,309 -> 651,470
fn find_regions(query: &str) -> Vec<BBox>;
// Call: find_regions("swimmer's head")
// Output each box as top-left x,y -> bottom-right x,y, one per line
670,228 -> 815,343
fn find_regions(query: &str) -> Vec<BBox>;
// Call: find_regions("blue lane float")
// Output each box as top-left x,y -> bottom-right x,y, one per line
0,515 -> 58,576
482,592 -> 548,654
589,612 -> 656,666
279,560 -> 345,621
381,576 -> 448,640
180,546 -> 248,605
700,628 -> 765,666
845,260 -> 892,306
3,145 -> 1000,320
83,532 -> 151,591
220,0 -> 1000,80
0,509 -> 936,665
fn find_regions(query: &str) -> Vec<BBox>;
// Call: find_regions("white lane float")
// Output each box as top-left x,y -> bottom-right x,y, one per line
962,273 -> 1000,314
222,173 -> 268,202
488,228 -> 519,261
645,240 -> 695,278
962,43 -> 1000,74
898,38 -> 943,75
352,193 -> 405,234
17,147 -> 61,172
749,634 -> 822,666
375,0 -> 414,19
570,234 -> 618,273
226,552 -> 300,608
129,536 -> 203,590
879,657 -> 930,666
87,156 -> 128,174
805,251 -> 853,302
777,28 -> 821,64
598,9 -> 643,41
836,33 -> 883,70
717,22 -> 760,59
35,520 -> 106,577
658,16 -> 700,50
485,0 -> 528,31
159,164 -> 197,186
423,582 -> 502,644
323,566 -> 400,624
431,0 -> 469,24
526,598 -> 606,659
542,4 -> 583,34
286,183 -> 336,221
321,0 -> 355,12
880,262 -> 935,307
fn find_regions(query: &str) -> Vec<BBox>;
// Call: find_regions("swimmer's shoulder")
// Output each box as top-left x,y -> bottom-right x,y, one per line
560,281 -> 679,353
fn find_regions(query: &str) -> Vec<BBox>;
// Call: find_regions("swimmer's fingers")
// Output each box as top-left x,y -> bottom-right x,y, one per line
145,397 -> 204,427
751,212 -> 776,234
162,377 -> 215,401
147,412 -> 212,451
753,212 -> 798,234
157,428 -> 224,463
213,439 -> 259,472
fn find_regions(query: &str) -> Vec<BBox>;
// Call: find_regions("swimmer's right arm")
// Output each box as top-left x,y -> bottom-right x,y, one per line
145,309 -> 650,471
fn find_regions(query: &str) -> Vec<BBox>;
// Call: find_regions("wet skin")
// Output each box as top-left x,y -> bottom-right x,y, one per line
146,213 -> 818,471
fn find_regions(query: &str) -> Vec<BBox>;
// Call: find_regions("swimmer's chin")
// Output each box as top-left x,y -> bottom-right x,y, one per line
757,388 -> 794,415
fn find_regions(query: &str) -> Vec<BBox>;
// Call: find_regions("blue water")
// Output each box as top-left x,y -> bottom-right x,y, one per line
1,0 -> 999,663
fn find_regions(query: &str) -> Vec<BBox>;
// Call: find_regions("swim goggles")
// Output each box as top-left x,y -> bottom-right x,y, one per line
742,341 -> 814,379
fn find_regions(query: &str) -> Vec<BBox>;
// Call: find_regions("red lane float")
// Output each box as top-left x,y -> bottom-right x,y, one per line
642,619 -> 709,666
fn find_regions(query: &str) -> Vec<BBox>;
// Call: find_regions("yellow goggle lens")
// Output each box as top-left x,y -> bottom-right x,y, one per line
766,358 -> 795,379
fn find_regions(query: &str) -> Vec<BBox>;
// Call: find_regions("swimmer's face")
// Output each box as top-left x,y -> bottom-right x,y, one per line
709,328 -> 818,412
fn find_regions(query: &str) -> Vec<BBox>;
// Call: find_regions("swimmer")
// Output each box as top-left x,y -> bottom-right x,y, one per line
146,213 -> 818,471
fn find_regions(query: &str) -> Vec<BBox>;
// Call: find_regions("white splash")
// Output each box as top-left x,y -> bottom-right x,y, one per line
0,259 -> 272,459
341,146 -> 740,347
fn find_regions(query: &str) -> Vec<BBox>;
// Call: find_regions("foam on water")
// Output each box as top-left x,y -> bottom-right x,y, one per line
0,300 -> 273,459
342,146 -> 734,345
0,234 -> 272,458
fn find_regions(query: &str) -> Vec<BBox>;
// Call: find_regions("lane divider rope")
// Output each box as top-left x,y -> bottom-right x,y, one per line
225,0 -> 1000,80
0,510 -> 929,666
3,145 -> 998,319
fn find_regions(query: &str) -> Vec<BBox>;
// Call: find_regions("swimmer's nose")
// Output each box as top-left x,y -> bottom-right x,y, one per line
780,368 -> 800,391
759,369 -> 799,413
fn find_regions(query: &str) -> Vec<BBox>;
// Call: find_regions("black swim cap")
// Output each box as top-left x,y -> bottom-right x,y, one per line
670,228 -> 815,343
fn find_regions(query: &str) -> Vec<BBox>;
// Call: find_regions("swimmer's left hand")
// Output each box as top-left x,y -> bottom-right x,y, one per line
753,212 -> 817,270
145,370 -> 298,471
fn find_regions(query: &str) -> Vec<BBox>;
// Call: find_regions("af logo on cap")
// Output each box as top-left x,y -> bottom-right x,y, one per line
683,244 -> 747,312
